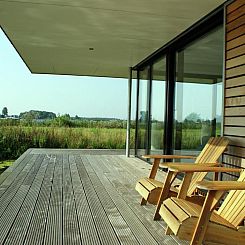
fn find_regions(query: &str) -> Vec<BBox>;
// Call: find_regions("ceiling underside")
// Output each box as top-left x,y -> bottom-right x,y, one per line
0,0 -> 225,78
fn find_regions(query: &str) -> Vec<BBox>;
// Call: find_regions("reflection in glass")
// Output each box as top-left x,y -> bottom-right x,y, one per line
130,79 -> 137,150
137,68 -> 150,155
150,58 -> 166,154
174,26 -> 223,155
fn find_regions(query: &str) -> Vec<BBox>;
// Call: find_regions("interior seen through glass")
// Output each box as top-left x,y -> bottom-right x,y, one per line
150,58 -> 166,154
135,25 -> 223,158
173,26 -> 223,156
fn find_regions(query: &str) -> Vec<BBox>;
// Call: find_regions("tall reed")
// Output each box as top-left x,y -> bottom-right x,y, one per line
0,126 -> 130,160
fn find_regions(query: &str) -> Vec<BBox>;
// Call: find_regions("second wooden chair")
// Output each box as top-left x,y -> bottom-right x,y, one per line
135,137 -> 229,219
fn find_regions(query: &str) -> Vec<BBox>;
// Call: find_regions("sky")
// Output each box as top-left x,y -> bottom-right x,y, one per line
0,28 -> 222,122
140,78 -> 223,122
0,29 -> 128,119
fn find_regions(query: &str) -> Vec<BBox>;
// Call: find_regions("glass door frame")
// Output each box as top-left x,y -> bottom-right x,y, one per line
135,67 -> 152,156
134,6 -> 224,158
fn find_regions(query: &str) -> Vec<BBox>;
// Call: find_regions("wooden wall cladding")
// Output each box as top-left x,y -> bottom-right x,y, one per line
224,0 -> 245,172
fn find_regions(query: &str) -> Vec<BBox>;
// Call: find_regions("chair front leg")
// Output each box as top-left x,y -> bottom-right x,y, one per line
149,158 -> 161,179
154,170 -> 175,220
191,190 -> 225,245
140,197 -> 147,205
140,158 -> 161,205
177,172 -> 193,199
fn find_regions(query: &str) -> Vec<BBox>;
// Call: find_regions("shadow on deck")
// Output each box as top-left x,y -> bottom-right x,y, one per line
0,149 -> 188,244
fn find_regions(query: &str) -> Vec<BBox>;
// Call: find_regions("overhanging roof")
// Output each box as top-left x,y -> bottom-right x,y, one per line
0,0 -> 225,78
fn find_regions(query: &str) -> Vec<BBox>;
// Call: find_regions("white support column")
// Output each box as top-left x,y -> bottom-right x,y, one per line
126,67 -> 132,157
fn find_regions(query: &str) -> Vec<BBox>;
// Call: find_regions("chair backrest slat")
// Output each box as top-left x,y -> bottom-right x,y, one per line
194,137 -> 229,164
187,137 -> 229,196
217,170 -> 245,227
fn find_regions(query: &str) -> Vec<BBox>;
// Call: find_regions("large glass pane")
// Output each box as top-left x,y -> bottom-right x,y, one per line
136,67 -> 150,155
174,26 -> 223,156
130,78 -> 137,151
150,58 -> 166,154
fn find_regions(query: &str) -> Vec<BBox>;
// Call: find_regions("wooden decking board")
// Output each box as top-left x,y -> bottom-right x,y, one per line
76,155 -> 121,244
87,155 -> 167,245
107,156 -> 183,245
24,155 -> 57,245
0,154 -> 44,243
43,154 -> 63,245
62,154 -> 81,245
0,154 -> 39,218
69,155 -> 101,245
30,148 -> 128,155
0,149 -> 32,186
102,156 -> 188,245
99,156 -> 178,245
22,154 -> 45,186
82,156 -> 140,245
0,149 -> 188,244
4,155 -> 48,245
0,185 -> 30,243
3,153 -> 34,186
0,154 -> 33,197
88,173 -> 139,245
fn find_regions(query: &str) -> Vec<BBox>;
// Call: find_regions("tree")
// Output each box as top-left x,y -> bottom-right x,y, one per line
185,112 -> 201,122
2,107 -> 8,117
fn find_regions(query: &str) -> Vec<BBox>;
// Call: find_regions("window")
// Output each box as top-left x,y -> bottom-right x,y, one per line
134,8 -> 224,159
150,58 -> 166,154
136,67 -> 150,155
173,26 -> 223,155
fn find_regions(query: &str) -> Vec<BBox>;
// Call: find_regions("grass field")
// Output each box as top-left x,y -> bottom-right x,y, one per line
0,124 -> 219,163
0,126 -> 134,161
0,160 -> 14,174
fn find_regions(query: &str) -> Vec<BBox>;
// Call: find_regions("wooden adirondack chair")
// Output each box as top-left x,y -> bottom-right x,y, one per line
135,137 -> 229,210
159,167 -> 245,245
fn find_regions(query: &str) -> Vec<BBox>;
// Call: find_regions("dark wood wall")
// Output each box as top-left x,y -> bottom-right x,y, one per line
223,0 -> 245,179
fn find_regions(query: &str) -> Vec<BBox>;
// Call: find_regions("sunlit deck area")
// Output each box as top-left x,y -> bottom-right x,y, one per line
0,149 -> 188,245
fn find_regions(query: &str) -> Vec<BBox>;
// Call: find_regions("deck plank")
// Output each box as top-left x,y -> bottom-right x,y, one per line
0,154 -> 44,243
87,155 -> 164,245
43,154 -> 63,245
89,155 -> 178,245
24,154 -> 57,245
0,149 -> 32,187
75,155 -> 121,244
0,153 -> 33,198
0,154 -> 39,217
0,149 -> 188,245
4,155 -> 47,245
82,156 -> 140,245
69,155 -> 101,245
62,154 -> 81,245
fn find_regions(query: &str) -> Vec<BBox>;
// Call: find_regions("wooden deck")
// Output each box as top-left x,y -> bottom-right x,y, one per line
0,149 -> 188,245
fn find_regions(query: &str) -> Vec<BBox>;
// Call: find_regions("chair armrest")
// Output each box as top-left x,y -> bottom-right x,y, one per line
142,154 -> 196,160
196,180 -> 245,191
159,162 -> 219,169
168,165 -> 242,173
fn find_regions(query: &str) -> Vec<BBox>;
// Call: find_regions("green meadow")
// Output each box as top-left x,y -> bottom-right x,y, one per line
0,126 -> 132,161
0,119 -> 220,170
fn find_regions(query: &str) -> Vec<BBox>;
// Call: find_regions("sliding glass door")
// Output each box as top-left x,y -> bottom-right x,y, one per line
136,67 -> 150,155
136,57 -> 167,157
173,26 -> 223,155
150,58 -> 166,154
133,9 -> 224,159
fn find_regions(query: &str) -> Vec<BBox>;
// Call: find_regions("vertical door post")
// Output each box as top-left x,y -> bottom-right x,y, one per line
126,67 -> 132,157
